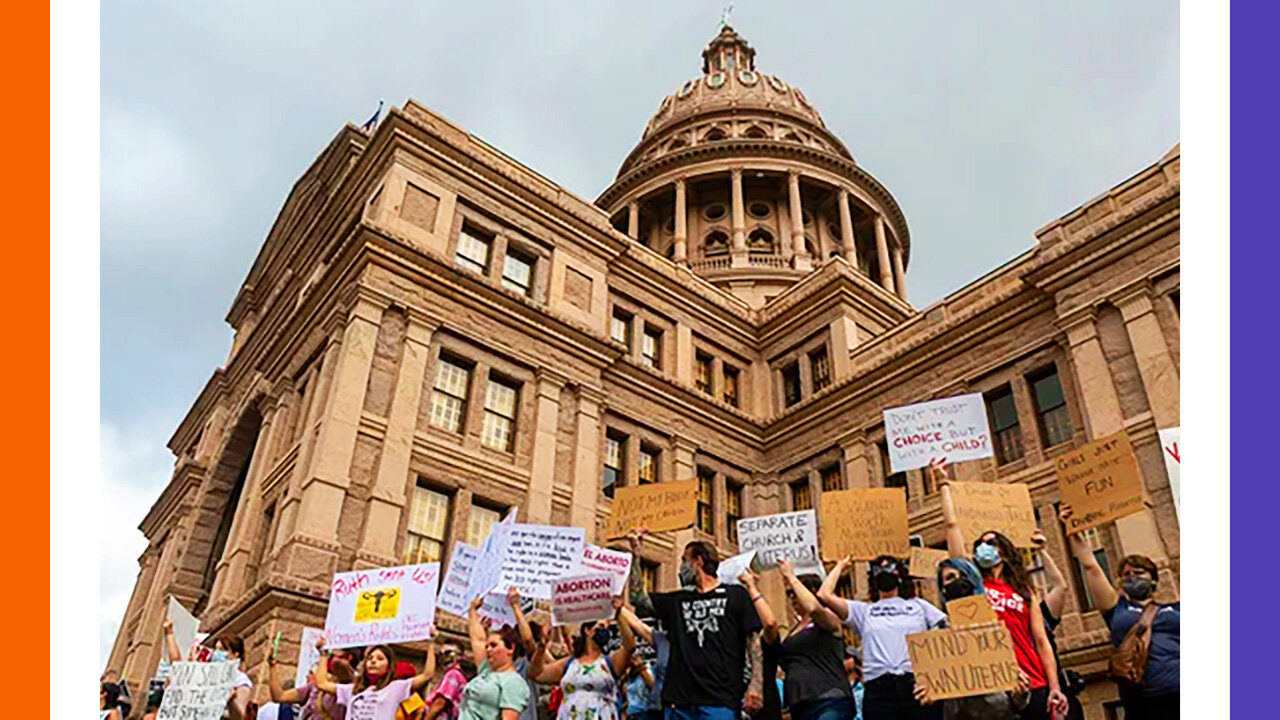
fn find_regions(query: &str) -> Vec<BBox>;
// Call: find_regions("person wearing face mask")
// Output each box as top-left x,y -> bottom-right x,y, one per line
425,644 -> 470,720
772,560 -> 857,720
940,483 -> 1068,720
1058,505 -> 1179,719
161,620 -> 254,720
266,637 -> 359,720
815,555 -> 945,720
1027,531 -> 1083,720
314,633 -> 438,720
456,595 -> 532,720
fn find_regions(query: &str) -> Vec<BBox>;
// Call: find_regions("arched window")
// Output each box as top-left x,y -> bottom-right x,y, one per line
743,125 -> 768,139
804,238 -> 817,257
747,228 -> 775,254
667,137 -> 688,152
702,127 -> 727,142
782,131 -> 801,143
704,231 -> 730,256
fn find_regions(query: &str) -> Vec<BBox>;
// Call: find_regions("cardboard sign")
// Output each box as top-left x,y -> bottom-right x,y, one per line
166,596 -> 199,662
819,488 -> 910,561
908,547 -> 952,579
884,394 -> 994,473
604,479 -> 699,539
1159,427 -> 1180,520
295,627 -> 324,689
551,572 -> 616,626
494,524 -> 587,599
156,660 -> 240,720
1055,430 -> 1147,534
716,550 -> 757,585
580,544 -> 634,594
948,481 -> 1037,547
323,563 -> 440,649
945,595 -> 999,628
737,510 -> 823,575
907,624 -> 1021,701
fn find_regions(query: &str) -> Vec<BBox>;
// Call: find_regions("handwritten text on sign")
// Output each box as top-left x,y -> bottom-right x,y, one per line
495,524 -> 586,600
438,542 -> 481,618
552,572 -> 617,626
907,624 -> 1021,701
884,394 -> 993,473
157,660 -> 240,720
1159,427 -> 1180,520
819,488 -> 909,561
948,482 -> 1037,547
295,627 -> 324,690
604,480 -> 699,539
580,544 -> 633,594
737,510 -> 822,574
324,563 -> 440,649
1055,430 -> 1146,534
908,546 -> 952,579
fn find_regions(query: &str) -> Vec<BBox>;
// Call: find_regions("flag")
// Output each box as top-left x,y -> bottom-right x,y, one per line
360,100 -> 384,133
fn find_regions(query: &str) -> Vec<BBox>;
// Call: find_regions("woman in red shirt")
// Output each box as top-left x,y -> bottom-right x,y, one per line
941,483 -> 1068,720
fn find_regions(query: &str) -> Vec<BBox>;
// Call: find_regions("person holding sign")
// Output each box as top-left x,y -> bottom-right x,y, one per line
162,619 -> 254,720
266,639 -> 358,720
1058,506 -> 1179,720
770,560 -> 857,720
456,595 -> 531,720
940,484 -> 1067,720
314,632 -> 438,720
815,555 -> 945,720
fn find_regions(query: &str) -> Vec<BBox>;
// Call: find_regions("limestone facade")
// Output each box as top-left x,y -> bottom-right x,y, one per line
105,28 -> 1179,720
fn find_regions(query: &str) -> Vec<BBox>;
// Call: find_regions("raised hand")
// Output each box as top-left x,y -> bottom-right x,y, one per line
777,559 -> 796,579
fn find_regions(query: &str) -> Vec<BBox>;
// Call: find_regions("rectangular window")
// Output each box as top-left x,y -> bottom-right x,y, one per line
466,503 -> 503,547
603,432 -> 626,499
697,468 -> 715,534
641,561 -> 660,594
781,362 -> 802,407
791,480 -> 812,511
820,464 -> 843,492
880,442 -> 910,500
638,446 -> 659,484
695,352 -> 714,395
836,574 -> 854,599
247,502 -> 277,588
810,347 -> 832,392
1029,366 -> 1073,448
456,225 -> 492,274
986,385 -> 1024,464
430,356 -> 472,433
481,376 -> 519,452
501,250 -> 534,295
641,327 -> 662,370
722,365 -> 740,408
1068,525 -> 1111,611
611,311 -> 631,346
405,484 -> 451,564
727,481 -> 743,545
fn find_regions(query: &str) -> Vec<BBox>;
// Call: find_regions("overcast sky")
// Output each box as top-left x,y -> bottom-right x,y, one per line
100,1 -> 1178,665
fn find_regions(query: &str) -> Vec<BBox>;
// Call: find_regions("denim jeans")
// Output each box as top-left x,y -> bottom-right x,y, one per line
664,706 -> 740,720
789,696 -> 855,720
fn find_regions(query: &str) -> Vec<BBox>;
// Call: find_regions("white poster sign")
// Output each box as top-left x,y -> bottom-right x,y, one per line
884,393 -> 994,473
1159,427 -> 1180,520
156,660 -> 239,720
467,511 -> 517,602
716,550 -> 757,586
438,542 -> 482,618
294,627 -> 324,690
551,572 -> 616,626
736,510 -> 822,575
323,562 -> 440,649
166,596 -> 200,662
580,544 -> 633,594
494,524 -> 587,599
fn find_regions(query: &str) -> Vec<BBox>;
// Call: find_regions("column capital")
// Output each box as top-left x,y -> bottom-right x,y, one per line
674,175 -> 688,187
836,429 -> 867,453
673,435 -> 700,455
1057,309 -> 1100,347
838,187 -> 850,201
536,367 -> 571,394
1113,283 -> 1156,322
575,383 -> 607,409
350,286 -> 394,325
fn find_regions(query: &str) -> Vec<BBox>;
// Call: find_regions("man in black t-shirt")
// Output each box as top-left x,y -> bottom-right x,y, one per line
628,531 -> 763,720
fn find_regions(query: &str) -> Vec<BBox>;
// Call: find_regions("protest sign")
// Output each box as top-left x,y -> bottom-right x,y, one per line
438,542 -> 481,618
1055,430 -> 1146,534
551,572 -> 616,626
907,624 -> 1020,701
884,394 -> 993,473
295,627 -> 324,689
495,524 -> 586,599
819,488 -> 909,561
166,596 -> 199,661
479,592 -> 527,628
945,595 -> 999,628
580,544 -> 633,594
1159,427 -> 1180,520
604,479 -> 699,539
716,550 -> 757,585
323,563 -> 440,649
156,660 -> 240,720
948,481 -> 1037,547
908,547 -> 951,579
467,511 -> 517,603
736,510 -> 822,575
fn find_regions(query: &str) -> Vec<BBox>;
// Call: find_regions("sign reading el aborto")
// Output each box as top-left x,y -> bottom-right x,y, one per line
604,479 -> 699,539
907,624 -> 1021,701
948,481 -> 1037,547
884,394 -> 994,473
1055,430 -> 1146,534
819,488 -> 909,561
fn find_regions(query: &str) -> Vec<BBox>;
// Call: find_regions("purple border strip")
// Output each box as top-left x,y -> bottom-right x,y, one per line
1233,2 -> 1276,714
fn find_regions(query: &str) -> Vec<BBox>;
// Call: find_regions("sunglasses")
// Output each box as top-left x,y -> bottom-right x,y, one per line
871,563 -> 898,575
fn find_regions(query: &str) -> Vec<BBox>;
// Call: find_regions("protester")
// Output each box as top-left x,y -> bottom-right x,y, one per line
815,554 -> 945,720
267,642 -> 358,720
844,648 -> 864,720
257,678 -> 298,720
938,482 -> 1068,720
426,644 -> 471,720
507,590 -> 554,720
1029,531 -> 1084,720
100,670 -> 132,719
101,681 -> 124,720
623,654 -> 655,720
737,570 -> 781,720
627,528 -> 764,720
162,619 -> 254,720
142,686 -> 163,720
314,633 -> 438,720
617,602 -> 669,720
1059,505 -> 1179,719
770,559 -> 857,720
456,595 -> 531,720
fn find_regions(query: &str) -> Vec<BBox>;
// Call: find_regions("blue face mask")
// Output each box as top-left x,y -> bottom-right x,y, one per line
211,650 -> 228,663
974,543 -> 1002,569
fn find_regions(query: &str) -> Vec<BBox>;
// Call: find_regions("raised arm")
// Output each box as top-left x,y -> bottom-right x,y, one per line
634,658 -> 654,689
265,629 -> 305,704
161,620 -> 183,664
312,635 -> 339,695
815,556 -> 852,621
610,596 -> 637,677
939,483 -> 968,559
410,629 -> 438,692
778,560 -> 842,633
618,606 -> 654,644
740,571 -> 779,645
1032,530 -> 1068,620
529,643 -> 572,685
1028,594 -> 1068,716
1058,505 -> 1119,613
507,587 -> 538,657
467,596 -> 489,668
744,630 -> 763,713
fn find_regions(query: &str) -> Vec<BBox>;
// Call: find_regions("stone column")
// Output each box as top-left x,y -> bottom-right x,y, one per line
838,189 -> 859,269
673,179 -> 688,264
671,437 -> 699,577
730,168 -> 747,267
874,216 -> 896,294
627,201 -> 639,240
275,335 -> 342,553
1114,286 -> 1181,429
674,325 -> 694,386
106,547 -> 159,674
210,400 -> 282,607
526,369 -> 567,524
749,359 -> 772,417
829,316 -> 859,382
788,172 -> 811,271
839,432 -> 872,599
891,244 -> 908,302
356,311 -> 437,565
122,519 -> 187,689
569,387 -> 605,540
